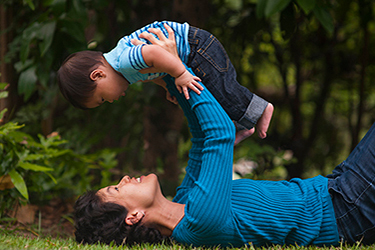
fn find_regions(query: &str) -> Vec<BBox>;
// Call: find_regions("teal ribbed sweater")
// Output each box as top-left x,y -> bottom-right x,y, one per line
164,73 -> 339,247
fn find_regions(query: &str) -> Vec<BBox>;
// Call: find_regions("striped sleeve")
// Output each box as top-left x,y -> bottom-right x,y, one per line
125,44 -> 149,70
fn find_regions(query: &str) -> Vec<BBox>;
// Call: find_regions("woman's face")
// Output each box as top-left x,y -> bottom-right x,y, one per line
97,173 -> 160,211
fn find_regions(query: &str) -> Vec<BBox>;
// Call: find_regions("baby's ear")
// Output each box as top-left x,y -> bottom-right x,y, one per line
90,69 -> 105,81
125,210 -> 145,225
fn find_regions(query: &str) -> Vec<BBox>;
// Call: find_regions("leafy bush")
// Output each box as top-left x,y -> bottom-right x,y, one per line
0,83 -> 117,216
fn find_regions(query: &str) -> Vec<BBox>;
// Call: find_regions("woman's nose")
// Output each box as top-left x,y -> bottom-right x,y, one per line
119,175 -> 130,185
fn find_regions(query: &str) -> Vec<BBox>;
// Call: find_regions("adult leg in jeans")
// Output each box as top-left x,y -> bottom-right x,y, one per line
327,122 -> 375,244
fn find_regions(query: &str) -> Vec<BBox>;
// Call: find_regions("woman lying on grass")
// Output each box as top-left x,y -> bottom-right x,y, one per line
74,70 -> 375,247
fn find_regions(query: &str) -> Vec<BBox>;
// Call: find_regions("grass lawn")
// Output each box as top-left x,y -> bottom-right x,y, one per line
1,228 -> 374,250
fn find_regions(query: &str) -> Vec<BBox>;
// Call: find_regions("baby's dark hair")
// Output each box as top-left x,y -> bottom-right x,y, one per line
74,190 -> 168,246
57,51 -> 104,109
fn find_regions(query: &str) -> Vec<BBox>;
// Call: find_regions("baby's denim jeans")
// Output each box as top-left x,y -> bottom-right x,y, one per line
327,122 -> 375,244
187,26 -> 268,130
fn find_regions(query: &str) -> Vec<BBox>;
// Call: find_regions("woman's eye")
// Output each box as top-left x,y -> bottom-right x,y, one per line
101,98 -> 105,102
115,187 -> 119,191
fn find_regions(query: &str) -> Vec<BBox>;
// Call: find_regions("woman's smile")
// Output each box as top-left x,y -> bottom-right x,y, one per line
97,173 -> 160,209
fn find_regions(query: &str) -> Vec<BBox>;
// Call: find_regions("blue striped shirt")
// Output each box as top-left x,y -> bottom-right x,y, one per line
103,21 -> 190,84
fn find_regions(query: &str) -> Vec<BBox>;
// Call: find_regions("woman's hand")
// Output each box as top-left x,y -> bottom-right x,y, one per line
135,24 -> 203,100
131,23 -> 180,59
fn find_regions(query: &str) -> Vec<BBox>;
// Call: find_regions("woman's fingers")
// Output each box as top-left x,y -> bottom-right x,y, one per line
148,28 -> 166,41
130,38 -> 146,46
132,24 -> 174,46
164,23 -> 176,42
134,24 -> 179,58
139,32 -> 159,44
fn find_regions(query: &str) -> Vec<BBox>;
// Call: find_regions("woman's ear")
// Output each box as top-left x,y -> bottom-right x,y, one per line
125,210 -> 145,225
90,68 -> 105,81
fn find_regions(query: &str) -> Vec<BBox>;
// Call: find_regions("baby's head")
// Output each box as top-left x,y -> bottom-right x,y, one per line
57,51 -> 104,109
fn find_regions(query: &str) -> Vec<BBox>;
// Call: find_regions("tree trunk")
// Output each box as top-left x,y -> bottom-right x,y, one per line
285,25 -> 335,178
143,88 -> 184,196
351,8 -> 369,150
0,4 -> 18,123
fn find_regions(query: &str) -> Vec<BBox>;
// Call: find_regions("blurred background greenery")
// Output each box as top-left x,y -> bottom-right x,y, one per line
0,0 -> 374,215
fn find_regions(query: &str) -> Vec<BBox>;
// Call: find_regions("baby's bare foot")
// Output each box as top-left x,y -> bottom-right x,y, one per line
234,128 -> 255,146
256,103 -> 274,139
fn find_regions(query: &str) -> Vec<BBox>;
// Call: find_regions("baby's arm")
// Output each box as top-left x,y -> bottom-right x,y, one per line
141,45 -> 203,99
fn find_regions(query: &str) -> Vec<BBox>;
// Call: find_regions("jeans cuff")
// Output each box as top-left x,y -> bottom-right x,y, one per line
237,94 -> 268,130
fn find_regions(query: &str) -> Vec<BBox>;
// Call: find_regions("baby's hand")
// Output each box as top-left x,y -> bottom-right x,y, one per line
175,70 -> 203,99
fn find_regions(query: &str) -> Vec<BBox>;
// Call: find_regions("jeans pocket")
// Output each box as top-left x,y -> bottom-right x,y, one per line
330,170 -> 375,244
197,35 -> 229,73
331,169 -> 369,204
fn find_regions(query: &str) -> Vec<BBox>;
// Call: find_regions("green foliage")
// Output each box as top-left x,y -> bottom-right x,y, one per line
4,0 -> 336,108
5,0 -> 89,102
234,139 -> 296,180
209,0 -> 375,178
0,84 -> 117,215
253,0 -> 333,34
312,4 -> 334,34
0,120 -> 118,212
296,0 -> 316,14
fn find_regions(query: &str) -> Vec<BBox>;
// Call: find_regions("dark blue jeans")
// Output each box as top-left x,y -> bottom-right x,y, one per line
327,122 -> 375,244
187,27 -> 268,130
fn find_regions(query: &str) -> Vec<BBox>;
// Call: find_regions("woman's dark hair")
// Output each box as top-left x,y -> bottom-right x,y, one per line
74,190 -> 168,246
57,51 -> 104,110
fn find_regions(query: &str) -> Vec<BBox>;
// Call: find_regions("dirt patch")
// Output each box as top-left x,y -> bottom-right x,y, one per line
1,198 -> 75,239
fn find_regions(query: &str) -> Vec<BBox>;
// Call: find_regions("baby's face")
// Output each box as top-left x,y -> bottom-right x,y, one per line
85,64 -> 129,108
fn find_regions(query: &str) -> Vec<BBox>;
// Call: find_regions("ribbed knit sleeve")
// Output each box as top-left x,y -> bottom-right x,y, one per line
167,68 -> 339,247
164,73 -> 235,211
163,74 -> 206,204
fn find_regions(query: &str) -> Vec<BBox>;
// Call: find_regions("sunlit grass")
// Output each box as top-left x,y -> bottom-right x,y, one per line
1,229 -> 374,250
